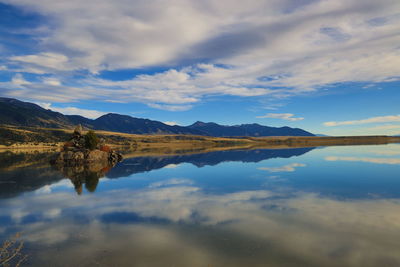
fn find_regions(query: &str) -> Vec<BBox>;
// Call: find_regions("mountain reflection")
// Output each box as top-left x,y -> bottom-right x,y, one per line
0,151 -> 63,198
107,147 -> 314,178
0,147 -> 314,197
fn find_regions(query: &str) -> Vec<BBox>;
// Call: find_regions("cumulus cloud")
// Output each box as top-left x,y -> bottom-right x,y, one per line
324,115 -> 400,126
256,113 -> 304,121
0,0 -> 400,109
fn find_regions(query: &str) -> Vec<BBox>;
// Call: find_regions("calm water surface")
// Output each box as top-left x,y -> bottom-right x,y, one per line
1,144 -> 400,266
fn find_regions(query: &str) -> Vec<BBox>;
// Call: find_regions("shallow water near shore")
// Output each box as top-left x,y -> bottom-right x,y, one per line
1,144 -> 400,266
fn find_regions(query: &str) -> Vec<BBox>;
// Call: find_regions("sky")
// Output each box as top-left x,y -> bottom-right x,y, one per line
0,0 -> 399,136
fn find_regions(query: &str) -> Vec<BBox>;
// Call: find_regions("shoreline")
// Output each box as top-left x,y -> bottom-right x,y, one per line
1,125 -> 399,153
1,135 -> 399,172
1,134 -> 399,154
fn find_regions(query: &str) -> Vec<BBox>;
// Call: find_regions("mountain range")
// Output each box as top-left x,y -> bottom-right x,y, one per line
0,97 -> 314,137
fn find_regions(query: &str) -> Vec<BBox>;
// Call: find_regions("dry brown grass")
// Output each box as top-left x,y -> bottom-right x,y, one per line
1,125 -> 400,153
0,233 -> 27,267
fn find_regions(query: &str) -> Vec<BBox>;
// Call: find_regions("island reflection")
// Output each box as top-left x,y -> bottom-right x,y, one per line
55,163 -> 112,195
0,147 -> 314,196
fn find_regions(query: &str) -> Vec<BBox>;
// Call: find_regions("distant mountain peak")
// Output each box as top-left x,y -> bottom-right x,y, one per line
190,121 -> 217,127
97,113 -> 128,119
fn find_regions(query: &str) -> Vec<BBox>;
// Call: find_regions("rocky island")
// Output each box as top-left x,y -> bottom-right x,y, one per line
50,125 -> 123,194
51,125 -> 123,166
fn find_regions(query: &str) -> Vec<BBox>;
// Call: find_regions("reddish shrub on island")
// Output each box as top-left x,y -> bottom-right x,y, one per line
100,145 -> 112,152
63,141 -> 73,151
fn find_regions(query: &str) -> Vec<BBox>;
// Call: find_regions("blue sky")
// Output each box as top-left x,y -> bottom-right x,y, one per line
0,0 -> 399,135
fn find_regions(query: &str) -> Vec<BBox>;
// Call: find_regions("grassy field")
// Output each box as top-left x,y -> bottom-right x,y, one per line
1,125 -> 400,154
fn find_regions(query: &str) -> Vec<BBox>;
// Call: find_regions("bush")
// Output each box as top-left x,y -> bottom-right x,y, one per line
84,130 -> 99,150
99,145 -> 112,152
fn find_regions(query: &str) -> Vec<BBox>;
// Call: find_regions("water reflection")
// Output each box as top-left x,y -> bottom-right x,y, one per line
55,163 -> 112,195
325,156 -> 400,164
1,144 -> 400,266
0,147 -> 314,196
0,151 -> 63,198
1,178 -> 400,266
258,162 -> 306,172
107,147 -> 314,178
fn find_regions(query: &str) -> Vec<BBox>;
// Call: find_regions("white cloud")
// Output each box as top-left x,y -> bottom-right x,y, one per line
367,124 -> 400,131
42,77 -> 61,86
361,124 -> 400,136
9,52 -> 73,73
36,102 -> 106,119
147,103 -> 193,112
256,113 -> 304,121
11,73 -> 30,86
258,163 -> 306,172
1,0 -> 400,108
0,65 -> 274,110
163,121 -> 180,126
324,115 -> 400,126
1,78 -> 111,103
50,106 -> 106,119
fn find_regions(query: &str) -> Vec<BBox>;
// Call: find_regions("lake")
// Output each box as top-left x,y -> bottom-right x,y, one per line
1,144 -> 400,266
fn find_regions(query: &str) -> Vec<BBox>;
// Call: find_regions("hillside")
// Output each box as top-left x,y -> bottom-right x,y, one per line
0,97 -> 75,128
188,121 -> 314,137
92,113 -> 202,135
0,97 -> 314,137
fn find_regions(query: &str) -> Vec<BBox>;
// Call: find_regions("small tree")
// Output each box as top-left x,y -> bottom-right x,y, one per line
84,130 -> 99,150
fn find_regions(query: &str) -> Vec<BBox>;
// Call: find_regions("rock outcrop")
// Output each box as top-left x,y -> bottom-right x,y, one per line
51,125 -> 123,166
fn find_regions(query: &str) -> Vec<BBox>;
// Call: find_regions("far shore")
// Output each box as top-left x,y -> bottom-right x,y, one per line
1,131 -> 399,172
1,125 -> 399,154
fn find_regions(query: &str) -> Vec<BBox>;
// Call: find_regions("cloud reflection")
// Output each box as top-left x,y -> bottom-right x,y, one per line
1,180 -> 400,266
258,163 -> 306,172
325,156 -> 400,165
